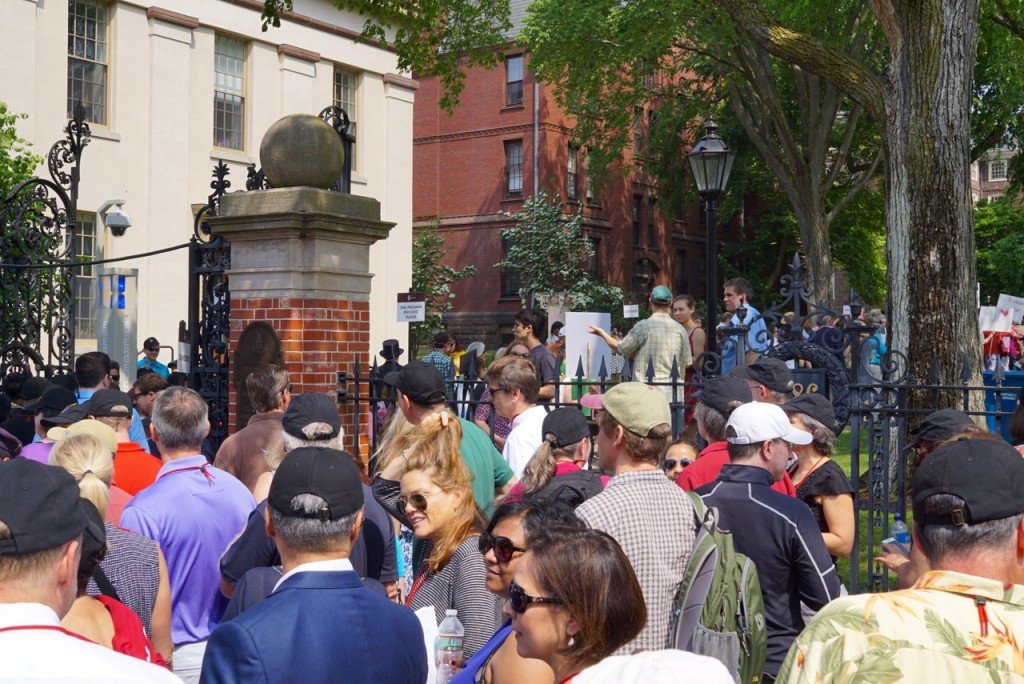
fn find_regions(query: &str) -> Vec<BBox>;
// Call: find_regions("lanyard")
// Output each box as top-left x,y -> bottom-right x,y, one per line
405,563 -> 431,607
158,463 -> 214,484
0,624 -> 95,643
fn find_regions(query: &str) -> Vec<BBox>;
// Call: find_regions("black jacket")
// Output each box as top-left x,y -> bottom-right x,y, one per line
696,464 -> 841,676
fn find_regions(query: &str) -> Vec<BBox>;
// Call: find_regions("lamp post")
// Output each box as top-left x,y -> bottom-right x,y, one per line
687,120 -> 735,355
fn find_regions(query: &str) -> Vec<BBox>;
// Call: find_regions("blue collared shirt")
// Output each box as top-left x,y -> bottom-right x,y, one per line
720,305 -> 769,373
136,357 -> 170,379
121,455 -> 255,645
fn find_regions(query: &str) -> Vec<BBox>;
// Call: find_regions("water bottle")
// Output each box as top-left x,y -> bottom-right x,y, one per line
892,514 -> 911,546
435,609 -> 464,684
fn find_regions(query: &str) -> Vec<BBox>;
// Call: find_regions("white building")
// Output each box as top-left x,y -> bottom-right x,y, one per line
3,0 -> 415,372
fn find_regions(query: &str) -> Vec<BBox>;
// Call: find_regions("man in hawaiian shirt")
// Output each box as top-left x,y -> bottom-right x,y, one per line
779,438 -> 1024,683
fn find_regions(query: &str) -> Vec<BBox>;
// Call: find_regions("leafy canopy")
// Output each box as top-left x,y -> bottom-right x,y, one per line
411,220 -> 476,351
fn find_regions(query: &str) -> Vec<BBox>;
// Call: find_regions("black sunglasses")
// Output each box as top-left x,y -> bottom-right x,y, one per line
509,580 -> 562,614
478,533 -> 527,565
399,491 -> 439,513
662,458 -> 692,470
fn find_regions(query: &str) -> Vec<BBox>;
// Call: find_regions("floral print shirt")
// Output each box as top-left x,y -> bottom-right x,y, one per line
779,570 -> 1024,683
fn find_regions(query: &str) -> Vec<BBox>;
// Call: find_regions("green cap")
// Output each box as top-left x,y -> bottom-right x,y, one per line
651,285 -> 673,304
601,382 -> 671,437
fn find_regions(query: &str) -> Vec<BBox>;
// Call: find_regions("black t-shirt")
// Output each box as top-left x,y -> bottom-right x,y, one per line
791,459 -> 854,535
529,344 -> 558,388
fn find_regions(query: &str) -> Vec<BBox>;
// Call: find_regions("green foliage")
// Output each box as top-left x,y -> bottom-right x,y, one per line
498,192 -> 625,318
974,198 -> 1024,304
260,0 -> 511,112
830,187 -> 887,306
410,220 -> 476,352
0,103 -> 43,200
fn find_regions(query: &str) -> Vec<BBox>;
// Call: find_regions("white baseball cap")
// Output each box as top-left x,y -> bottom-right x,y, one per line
725,401 -> 813,446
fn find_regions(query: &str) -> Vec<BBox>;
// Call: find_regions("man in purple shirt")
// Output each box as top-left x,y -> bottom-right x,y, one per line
121,387 -> 254,683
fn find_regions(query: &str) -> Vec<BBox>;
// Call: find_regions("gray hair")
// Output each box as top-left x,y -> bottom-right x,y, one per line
246,365 -> 290,413
916,493 -> 1022,562
695,400 -> 745,442
151,387 -> 209,452
793,412 -> 836,456
266,432 -> 341,470
269,493 -> 360,553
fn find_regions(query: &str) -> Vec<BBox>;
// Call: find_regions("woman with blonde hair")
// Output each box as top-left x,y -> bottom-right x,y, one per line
373,412 -> 501,657
503,408 -> 607,505
50,432 -> 173,665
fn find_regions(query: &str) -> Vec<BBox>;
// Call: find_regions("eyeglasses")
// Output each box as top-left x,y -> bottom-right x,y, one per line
478,533 -> 527,564
487,386 -> 507,395
662,458 -> 692,470
109,375 -> 120,383
508,581 -> 562,614
399,490 -> 442,513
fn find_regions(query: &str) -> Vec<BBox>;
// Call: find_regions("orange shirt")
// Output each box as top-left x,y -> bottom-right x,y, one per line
113,442 -> 162,495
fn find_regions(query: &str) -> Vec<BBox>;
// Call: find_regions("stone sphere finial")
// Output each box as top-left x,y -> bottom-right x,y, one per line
259,114 -> 345,189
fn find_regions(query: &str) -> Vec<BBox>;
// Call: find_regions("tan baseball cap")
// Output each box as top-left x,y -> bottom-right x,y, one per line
47,419 -> 118,454
601,383 -> 671,437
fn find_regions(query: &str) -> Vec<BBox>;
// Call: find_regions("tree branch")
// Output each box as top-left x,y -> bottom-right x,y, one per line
825,104 -> 863,189
827,145 -> 883,223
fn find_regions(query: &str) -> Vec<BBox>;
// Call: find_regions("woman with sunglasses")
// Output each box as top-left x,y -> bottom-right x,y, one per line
452,499 -> 584,684
376,415 -> 501,658
503,408 -> 607,505
506,526 -> 646,683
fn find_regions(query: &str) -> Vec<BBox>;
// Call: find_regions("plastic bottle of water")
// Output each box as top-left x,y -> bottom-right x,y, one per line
435,609 -> 464,684
892,513 -> 911,546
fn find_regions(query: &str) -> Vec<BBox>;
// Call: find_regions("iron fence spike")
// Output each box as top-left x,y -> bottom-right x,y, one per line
575,357 -> 586,379
646,358 -> 655,382
670,356 -> 681,380
994,359 -> 1005,383
927,357 -> 941,385
960,354 -> 973,382
598,357 -> 608,381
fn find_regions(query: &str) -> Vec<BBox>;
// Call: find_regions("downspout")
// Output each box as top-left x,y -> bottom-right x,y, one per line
533,80 -> 540,197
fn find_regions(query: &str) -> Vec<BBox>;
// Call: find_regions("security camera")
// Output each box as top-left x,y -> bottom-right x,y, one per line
104,204 -> 131,237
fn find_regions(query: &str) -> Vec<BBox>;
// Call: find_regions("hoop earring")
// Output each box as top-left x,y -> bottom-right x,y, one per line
567,636 -> 575,648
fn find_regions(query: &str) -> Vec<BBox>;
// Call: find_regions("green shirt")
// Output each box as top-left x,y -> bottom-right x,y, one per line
458,417 -> 513,517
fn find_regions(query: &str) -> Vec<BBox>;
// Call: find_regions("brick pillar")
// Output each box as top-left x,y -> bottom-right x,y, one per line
206,187 -> 392,457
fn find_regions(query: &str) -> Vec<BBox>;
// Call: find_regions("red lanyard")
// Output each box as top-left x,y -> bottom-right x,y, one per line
405,564 -> 430,607
0,624 -> 96,643
158,463 -> 214,484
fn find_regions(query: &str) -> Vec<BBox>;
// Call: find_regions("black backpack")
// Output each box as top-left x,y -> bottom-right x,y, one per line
533,469 -> 605,507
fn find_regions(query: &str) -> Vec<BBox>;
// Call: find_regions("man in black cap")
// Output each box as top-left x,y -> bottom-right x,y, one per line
906,407 -> 983,462
730,356 -> 795,404
201,447 -> 428,684
380,361 -> 514,516
676,374 -> 797,496
780,438 -> 1024,683
0,458 -> 177,681
17,386 -> 78,464
1,376 -> 52,446
137,337 -> 170,379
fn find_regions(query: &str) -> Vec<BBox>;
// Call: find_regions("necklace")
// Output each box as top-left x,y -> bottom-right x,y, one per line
792,455 -> 827,490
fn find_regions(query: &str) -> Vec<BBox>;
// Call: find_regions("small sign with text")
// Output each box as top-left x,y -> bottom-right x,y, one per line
397,292 -> 426,323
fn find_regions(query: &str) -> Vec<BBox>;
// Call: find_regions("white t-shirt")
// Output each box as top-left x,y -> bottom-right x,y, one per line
575,649 -> 733,684
0,602 -> 179,682
501,405 -> 548,478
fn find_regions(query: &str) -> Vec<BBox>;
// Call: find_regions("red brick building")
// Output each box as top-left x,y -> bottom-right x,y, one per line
414,47 -> 748,346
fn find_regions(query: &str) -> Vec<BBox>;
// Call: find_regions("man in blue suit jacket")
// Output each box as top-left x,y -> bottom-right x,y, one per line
200,446 -> 428,683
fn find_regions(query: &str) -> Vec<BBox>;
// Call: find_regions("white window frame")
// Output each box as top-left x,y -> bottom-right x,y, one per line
214,34 -> 246,151
333,67 -> 360,173
74,213 -> 100,341
989,159 -> 1008,182
67,0 -> 110,125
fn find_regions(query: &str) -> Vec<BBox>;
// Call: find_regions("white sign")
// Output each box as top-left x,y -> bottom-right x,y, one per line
397,293 -> 426,323
177,342 -> 191,374
997,294 -> 1024,323
623,301 -> 640,319
565,312 -> 613,379
842,305 -> 852,318
979,306 -> 1015,332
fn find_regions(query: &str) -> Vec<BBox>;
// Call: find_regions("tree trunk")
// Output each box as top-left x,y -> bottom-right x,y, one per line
880,0 -> 983,405
792,190 -> 837,311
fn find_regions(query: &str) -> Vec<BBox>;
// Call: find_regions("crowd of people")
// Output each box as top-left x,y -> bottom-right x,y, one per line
5,282 -> 1024,683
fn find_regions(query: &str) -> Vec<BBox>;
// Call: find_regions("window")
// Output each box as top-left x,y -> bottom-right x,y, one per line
74,214 -> 98,339
501,237 -> 521,297
632,195 -> 643,247
505,140 -> 523,195
585,154 -> 596,205
214,35 -> 245,150
67,0 -> 109,125
333,67 -> 359,171
588,237 -> 601,278
567,144 -> 579,200
989,159 -> 1008,182
506,55 -> 524,106
647,198 -> 657,247
674,249 -> 687,294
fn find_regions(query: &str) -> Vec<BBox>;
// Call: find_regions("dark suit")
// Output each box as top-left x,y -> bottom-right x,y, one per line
200,570 -> 428,684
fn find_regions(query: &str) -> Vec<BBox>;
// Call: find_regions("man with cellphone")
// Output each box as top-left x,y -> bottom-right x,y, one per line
720,277 -> 769,373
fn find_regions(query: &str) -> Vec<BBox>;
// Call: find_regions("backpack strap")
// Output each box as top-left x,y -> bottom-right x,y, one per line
91,565 -> 120,602
674,491 -> 718,650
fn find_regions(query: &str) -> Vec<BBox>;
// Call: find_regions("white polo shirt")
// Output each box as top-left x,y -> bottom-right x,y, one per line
0,602 -> 179,682
501,405 -> 548,478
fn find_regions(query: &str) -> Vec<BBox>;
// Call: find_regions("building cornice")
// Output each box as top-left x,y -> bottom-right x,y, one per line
383,73 -> 420,90
277,44 -> 321,63
219,0 -> 394,53
415,121 -> 571,145
146,6 -> 200,28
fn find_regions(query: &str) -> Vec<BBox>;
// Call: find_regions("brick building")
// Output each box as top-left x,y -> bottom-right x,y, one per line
413,15 -> 747,347
972,147 -> 1016,202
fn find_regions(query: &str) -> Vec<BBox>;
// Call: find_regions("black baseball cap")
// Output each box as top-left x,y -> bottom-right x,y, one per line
783,394 -> 838,433
906,408 -> 975,450
20,377 -> 53,403
383,361 -> 446,405
0,427 -> 22,460
729,357 -> 794,394
698,374 -> 752,413
0,459 -> 91,555
283,393 -> 341,440
23,387 -> 78,417
143,337 -> 160,351
542,407 -> 590,449
913,438 -> 1024,526
86,389 -> 133,418
41,403 -> 90,429
268,446 -> 364,521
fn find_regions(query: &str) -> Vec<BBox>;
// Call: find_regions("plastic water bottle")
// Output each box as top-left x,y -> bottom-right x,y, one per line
892,514 -> 911,546
435,609 -> 464,684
